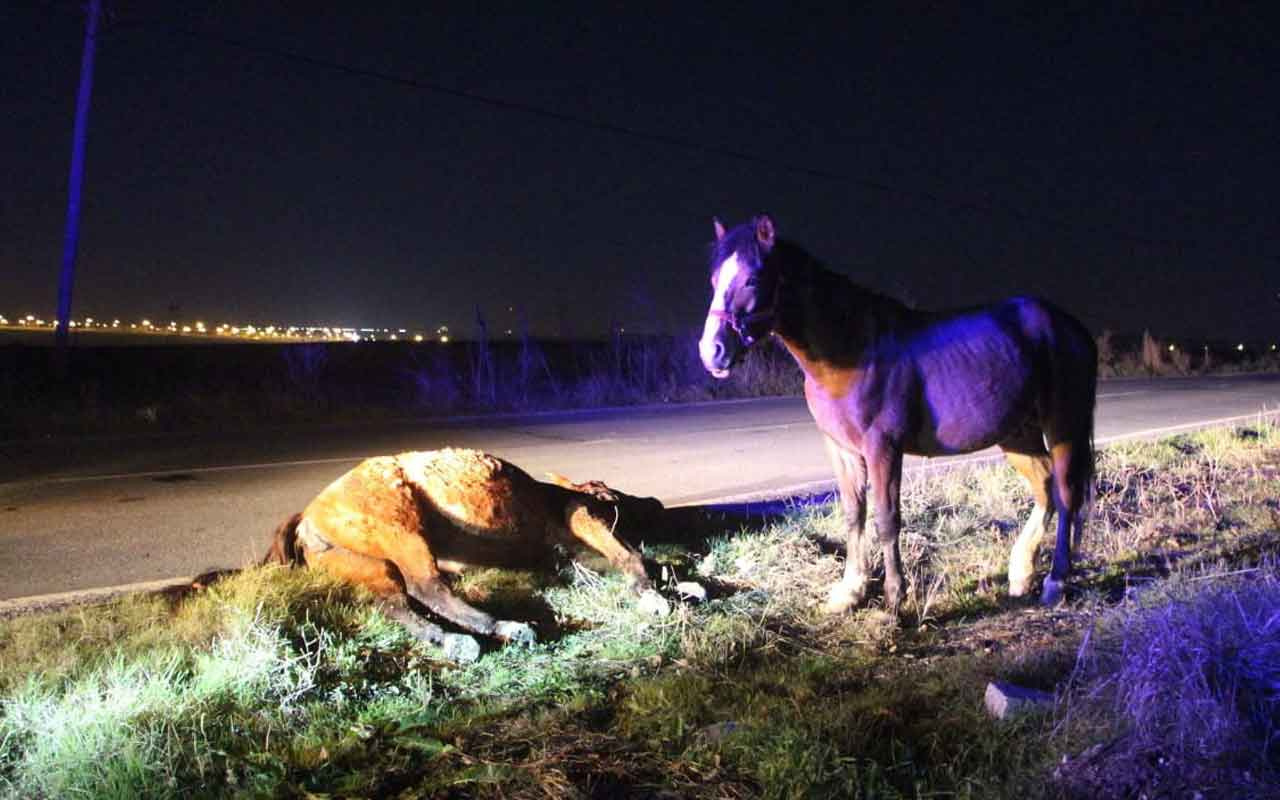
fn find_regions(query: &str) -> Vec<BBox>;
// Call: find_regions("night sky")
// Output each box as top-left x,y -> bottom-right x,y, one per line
3,2 -> 1277,340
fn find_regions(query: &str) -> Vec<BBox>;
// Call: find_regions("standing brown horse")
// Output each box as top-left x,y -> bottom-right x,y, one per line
699,215 -> 1096,613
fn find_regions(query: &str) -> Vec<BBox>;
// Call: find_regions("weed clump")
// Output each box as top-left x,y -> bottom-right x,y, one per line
1061,567 -> 1280,793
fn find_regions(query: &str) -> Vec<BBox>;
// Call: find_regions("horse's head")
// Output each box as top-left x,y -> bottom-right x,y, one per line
699,214 -> 780,378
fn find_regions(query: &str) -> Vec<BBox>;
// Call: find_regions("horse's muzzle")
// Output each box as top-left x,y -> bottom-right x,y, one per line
700,336 -> 735,379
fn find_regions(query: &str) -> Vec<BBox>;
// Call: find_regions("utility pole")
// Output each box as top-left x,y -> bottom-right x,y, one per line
54,0 -> 102,373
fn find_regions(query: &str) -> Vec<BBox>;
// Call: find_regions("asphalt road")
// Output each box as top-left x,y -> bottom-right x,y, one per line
2,374 -> 1278,603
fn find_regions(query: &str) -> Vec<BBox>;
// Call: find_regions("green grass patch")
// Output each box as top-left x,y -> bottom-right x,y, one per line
2,422 -> 1278,797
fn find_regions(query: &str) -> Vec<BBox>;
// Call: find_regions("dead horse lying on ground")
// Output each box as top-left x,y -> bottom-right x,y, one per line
699,215 -> 1097,613
262,448 -> 665,661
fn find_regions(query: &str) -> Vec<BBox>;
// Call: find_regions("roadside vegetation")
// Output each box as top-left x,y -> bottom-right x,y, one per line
1096,328 -> 1280,378
2,421 -> 1278,798
3,328 -> 1277,439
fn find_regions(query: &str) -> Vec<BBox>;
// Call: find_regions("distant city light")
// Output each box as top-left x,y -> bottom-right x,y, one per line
1237,343 -> 1245,351
1,312 -> 448,344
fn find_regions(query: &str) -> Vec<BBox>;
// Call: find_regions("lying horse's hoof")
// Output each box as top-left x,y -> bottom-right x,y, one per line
637,589 -> 672,617
494,620 -> 537,645
440,633 -> 482,663
1040,577 -> 1066,606
674,581 -> 707,603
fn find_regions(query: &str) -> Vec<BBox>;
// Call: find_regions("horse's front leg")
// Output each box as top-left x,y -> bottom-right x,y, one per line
867,442 -> 906,614
822,437 -> 870,614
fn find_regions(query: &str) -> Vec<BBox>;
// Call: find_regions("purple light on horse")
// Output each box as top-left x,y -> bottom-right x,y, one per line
699,215 -> 1097,613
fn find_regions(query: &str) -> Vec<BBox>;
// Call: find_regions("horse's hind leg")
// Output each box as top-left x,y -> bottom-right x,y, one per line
822,437 -> 871,614
999,433 -> 1056,598
1043,440 -> 1088,605
388,539 -> 538,645
376,595 -> 481,663
310,468 -> 536,644
301,543 -> 482,662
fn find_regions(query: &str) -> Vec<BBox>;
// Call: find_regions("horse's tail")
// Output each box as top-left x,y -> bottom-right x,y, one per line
1072,338 -> 1098,532
261,512 -> 305,567
1051,306 -> 1098,541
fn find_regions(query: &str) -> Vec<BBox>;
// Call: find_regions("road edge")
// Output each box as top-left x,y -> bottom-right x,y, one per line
3,406 -> 1276,617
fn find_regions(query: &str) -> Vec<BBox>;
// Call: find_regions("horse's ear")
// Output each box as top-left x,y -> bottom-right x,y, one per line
713,217 -> 726,241
754,214 -> 775,252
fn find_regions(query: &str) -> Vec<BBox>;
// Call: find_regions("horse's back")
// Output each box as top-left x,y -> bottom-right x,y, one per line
395,449 -> 553,539
897,296 -> 1093,454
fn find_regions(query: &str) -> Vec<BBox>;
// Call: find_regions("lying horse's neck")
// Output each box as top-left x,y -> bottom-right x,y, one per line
769,241 -> 913,376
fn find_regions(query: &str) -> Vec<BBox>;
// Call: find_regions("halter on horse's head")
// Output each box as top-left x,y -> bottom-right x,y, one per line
698,214 -> 782,378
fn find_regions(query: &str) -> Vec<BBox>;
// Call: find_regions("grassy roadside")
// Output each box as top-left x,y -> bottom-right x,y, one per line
1,422 -> 1278,798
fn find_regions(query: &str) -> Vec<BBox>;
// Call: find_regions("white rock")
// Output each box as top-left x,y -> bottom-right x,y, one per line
494,620 -> 537,645
637,589 -> 672,617
440,633 -> 481,663
984,681 -> 1053,720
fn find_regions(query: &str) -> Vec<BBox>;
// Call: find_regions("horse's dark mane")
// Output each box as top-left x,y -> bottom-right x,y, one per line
770,238 -> 913,366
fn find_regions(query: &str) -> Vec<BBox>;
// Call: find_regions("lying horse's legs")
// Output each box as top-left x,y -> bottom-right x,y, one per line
388,539 -> 537,645
301,542 -> 482,661
376,596 -> 481,663
312,486 -> 536,644
822,437 -> 871,614
867,442 -> 906,614
999,434 -> 1056,598
563,498 -> 652,592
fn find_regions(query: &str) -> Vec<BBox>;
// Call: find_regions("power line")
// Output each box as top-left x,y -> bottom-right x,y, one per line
101,17 -> 1235,255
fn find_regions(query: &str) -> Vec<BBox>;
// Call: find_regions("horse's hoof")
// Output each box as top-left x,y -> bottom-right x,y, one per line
440,633 -> 482,663
1040,578 -> 1066,606
674,581 -> 707,603
884,582 -> 906,614
494,620 -> 537,645
637,589 -> 672,617
1008,574 -> 1034,598
823,582 -> 865,615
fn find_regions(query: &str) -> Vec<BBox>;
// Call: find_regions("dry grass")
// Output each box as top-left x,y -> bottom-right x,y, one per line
1,422 -> 1278,798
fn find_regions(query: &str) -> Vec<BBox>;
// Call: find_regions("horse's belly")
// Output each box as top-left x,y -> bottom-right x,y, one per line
916,343 -> 1037,453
